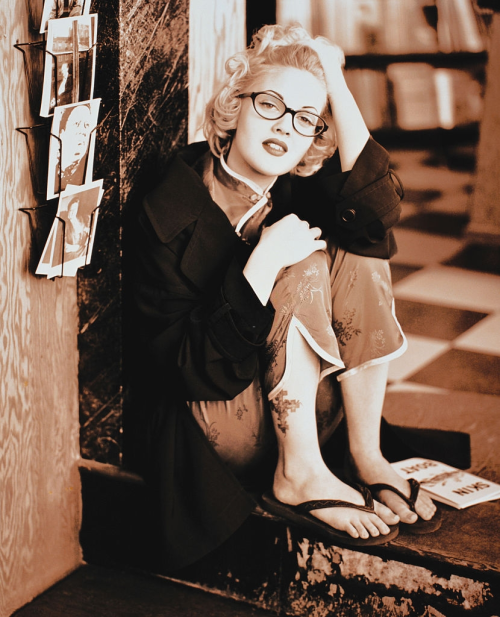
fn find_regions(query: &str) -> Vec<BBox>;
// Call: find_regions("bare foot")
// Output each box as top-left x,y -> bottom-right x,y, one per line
348,452 -> 437,524
273,465 -> 399,540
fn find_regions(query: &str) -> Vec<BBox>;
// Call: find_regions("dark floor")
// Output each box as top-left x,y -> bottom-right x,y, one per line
13,564 -> 275,617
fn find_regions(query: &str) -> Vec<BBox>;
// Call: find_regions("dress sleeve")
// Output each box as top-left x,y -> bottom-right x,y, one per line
131,207 -> 275,402
293,137 -> 404,259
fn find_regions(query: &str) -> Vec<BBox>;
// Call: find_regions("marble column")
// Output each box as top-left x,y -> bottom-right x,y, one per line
78,0 -> 189,464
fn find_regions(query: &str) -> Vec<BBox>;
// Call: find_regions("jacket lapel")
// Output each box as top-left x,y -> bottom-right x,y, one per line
143,146 -> 239,291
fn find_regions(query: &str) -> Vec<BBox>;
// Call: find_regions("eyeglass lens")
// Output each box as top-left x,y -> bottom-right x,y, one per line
253,92 -> 325,136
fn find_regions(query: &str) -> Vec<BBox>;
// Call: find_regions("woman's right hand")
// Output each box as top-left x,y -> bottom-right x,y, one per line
243,214 -> 326,305
258,214 -> 326,271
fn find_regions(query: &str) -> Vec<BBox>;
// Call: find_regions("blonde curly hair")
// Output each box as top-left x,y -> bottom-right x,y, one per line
203,24 -> 337,177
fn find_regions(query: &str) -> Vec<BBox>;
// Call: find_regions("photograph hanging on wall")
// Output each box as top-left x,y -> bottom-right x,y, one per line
35,219 -> 58,277
40,13 -> 98,117
39,0 -> 92,34
47,98 -> 101,200
36,180 -> 103,278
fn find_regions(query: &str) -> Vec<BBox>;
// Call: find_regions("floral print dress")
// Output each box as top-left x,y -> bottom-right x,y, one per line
188,152 -> 407,474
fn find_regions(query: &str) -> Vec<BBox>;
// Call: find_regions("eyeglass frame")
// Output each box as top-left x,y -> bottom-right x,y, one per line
237,91 -> 329,137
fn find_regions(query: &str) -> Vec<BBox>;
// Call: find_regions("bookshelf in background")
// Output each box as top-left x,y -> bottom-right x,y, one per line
276,0 -> 492,140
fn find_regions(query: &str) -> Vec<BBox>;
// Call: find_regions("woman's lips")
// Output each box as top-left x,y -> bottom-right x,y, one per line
262,139 -> 288,156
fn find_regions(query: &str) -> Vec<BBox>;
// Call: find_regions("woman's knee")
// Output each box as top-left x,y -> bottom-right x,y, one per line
329,245 -> 392,297
286,250 -> 330,276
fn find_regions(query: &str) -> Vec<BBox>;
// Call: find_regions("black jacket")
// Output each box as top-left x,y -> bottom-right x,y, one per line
127,138 -> 405,570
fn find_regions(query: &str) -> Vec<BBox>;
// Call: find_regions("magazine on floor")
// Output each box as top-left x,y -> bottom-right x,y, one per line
391,457 -> 500,509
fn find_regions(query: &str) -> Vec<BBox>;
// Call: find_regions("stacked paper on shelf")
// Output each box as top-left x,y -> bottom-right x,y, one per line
436,0 -> 486,52
344,69 -> 391,130
386,63 -> 440,130
275,0 -> 488,55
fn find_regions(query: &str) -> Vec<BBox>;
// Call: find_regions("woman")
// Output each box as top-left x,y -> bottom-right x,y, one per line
128,24 -> 439,571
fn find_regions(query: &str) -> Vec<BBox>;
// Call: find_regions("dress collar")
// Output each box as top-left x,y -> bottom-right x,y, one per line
219,154 -> 277,197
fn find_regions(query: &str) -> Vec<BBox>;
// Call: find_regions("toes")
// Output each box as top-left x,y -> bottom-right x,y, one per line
329,512 -> 389,539
415,496 -> 437,521
398,508 -> 418,524
371,516 -> 391,536
363,517 -> 382,537
374,501 -> 400,525
378,491 -> 418,524
348,514 -> 391,539
345,522 -> 360,538
401,510 -> 418,524
351,520 -> 370,539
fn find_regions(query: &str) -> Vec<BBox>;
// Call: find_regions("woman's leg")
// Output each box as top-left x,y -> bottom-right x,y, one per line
341,362 -> 437,523
271,325 -> 399,539
326,242 -> 437,524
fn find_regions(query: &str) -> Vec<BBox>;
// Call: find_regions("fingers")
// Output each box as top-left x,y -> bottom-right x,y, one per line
305,229 -> 326,258
281,216 -> 324,244
309,37 -> 345,68
310,226 -> 327,253
297,222 -> 326,258
296,220 -> 323,241
260,215 -> 325,269
332,44 -> 345,68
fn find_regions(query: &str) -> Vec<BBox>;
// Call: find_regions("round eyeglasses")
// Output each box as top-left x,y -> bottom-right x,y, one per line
238,91 -> 328,137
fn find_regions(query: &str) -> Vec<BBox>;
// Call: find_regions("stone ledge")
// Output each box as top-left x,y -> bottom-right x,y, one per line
79,462 -> 500,616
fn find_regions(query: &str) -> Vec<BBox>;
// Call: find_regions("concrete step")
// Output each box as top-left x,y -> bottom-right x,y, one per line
79,460 -> 500,617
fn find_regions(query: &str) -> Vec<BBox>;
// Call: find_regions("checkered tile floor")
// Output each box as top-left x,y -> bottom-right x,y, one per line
387,148 -> 500,397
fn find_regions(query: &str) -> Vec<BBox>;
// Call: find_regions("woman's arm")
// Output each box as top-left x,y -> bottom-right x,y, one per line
288,138 -> 404,259
243,214 -> 326,305
131,210 -> 277,402
309,39 -> 370,172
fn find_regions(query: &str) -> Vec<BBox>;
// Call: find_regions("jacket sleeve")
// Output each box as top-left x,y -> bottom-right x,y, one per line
293,137 -> 404,259
131,208 -> 275,403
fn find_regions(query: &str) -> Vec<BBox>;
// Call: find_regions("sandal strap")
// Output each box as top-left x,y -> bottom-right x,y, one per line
369,479 -> 420,512
296,484 -> 375,515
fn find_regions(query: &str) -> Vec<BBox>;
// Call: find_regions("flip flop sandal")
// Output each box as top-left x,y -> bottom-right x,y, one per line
369,478 -> 442,534
261,484 -> 399,547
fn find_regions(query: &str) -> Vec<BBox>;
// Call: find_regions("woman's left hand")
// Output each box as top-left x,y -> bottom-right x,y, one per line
306,36 -> 369,171
307,37 -> 345,73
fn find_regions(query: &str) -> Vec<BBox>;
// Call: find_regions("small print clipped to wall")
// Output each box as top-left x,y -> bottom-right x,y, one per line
15,0 -> 104,279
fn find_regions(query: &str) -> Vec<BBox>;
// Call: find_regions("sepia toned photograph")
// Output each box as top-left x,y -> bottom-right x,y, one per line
4,0 -> 500,615
34,218 -> 58,276
48,179 -> 103,277
47,98 -> 101,199
40,13 -> 97,116
39,0 -> 91,34
36,180 -> 103,279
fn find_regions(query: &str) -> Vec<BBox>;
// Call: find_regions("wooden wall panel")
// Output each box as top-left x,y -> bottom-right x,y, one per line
188,0 -> 246,143
0,2 -> 82,615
